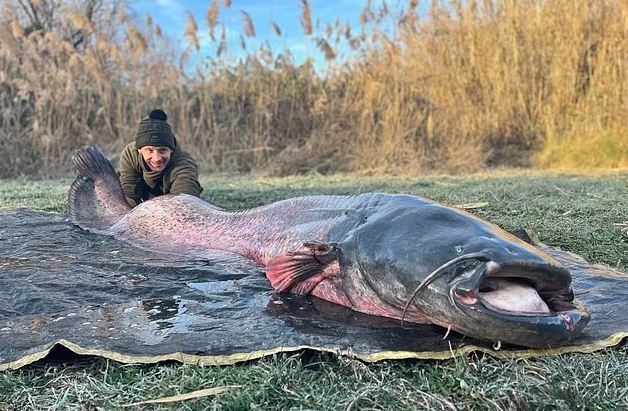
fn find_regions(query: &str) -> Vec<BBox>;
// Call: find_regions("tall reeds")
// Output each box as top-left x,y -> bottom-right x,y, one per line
0,0 -> 626,178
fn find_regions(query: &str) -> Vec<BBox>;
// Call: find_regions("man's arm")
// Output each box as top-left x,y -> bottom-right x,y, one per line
168,158 -> 203,197
118,145 -> 145,206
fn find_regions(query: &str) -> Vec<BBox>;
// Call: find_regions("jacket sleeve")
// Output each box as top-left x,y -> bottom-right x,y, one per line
168,157 -> 203,197
118,145 -> 145,206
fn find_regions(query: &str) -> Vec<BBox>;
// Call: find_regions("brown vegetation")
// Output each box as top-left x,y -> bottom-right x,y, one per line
0,0 -> 627,178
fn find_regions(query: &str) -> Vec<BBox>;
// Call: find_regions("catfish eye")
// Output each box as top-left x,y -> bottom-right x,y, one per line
454,245 -> 463,253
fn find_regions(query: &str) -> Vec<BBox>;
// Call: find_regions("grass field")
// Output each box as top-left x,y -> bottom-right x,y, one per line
1,171 -> 627,410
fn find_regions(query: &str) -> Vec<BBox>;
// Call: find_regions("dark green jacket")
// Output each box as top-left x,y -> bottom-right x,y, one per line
119,142 -> 202,206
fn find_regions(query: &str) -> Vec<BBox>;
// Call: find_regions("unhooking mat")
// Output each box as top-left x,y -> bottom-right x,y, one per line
1,209 -> 627,370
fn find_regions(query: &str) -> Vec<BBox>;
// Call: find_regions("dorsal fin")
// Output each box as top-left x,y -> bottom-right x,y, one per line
68,146 -> 131,232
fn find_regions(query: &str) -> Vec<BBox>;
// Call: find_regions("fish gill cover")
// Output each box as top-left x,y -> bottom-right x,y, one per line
0,210 -> 627,370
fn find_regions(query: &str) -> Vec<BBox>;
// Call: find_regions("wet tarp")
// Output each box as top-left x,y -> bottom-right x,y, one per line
0,209 -> 627,370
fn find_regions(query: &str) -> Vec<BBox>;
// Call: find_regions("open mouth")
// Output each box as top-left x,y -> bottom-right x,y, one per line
452,261 -> 580,318
399,254 -> 590,346
458,278 -> 555,315
443,260 -> 591,346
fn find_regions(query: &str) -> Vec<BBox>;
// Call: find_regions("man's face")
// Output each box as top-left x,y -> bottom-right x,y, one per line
138,146 -> 173,172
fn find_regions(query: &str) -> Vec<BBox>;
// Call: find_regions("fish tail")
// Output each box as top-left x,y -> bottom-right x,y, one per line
68,146 -> 131,231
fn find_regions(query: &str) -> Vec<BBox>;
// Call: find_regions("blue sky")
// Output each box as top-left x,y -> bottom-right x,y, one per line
130,0 -> 409,69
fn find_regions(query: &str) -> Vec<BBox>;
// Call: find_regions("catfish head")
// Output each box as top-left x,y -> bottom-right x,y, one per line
266,195 -> 590,348
336,199 -> 590,348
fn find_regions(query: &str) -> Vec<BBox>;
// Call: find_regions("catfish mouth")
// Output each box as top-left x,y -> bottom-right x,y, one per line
453,261 -> 576,316
448,260 -> 590,346
474,278 -> 555,316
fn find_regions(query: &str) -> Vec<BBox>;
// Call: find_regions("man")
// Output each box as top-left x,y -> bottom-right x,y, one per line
119,109 -> 203,207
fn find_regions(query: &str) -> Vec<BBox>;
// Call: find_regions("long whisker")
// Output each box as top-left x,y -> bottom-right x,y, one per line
400,252 -> 489,326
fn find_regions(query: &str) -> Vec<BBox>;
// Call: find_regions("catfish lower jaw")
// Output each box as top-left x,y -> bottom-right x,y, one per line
449,270 -> 590,347
451,299 -> 590,348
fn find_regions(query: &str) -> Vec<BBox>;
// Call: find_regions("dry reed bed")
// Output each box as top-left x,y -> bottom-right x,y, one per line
1,0 -> 627,178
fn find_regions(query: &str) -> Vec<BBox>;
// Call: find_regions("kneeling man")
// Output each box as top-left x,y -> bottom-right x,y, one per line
119,109 -> 203,207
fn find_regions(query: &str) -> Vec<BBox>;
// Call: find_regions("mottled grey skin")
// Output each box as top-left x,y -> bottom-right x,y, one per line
69,146 -> 590,348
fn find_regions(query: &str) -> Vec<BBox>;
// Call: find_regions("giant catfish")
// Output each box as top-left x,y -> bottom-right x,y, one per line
68,146 -> 590,348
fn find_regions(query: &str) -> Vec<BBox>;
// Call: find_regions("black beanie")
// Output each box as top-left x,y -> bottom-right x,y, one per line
135,109 -> 176,151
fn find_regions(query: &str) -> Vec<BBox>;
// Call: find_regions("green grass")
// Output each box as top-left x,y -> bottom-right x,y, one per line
0,178 -> 72,212
1,171 -> 627,410
538,132 -> 628,169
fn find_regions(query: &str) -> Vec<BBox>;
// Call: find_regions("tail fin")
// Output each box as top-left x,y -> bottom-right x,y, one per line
68,146 -> 131,232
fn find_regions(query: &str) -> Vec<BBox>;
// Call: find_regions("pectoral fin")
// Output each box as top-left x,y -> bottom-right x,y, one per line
266,241 -> 340,294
